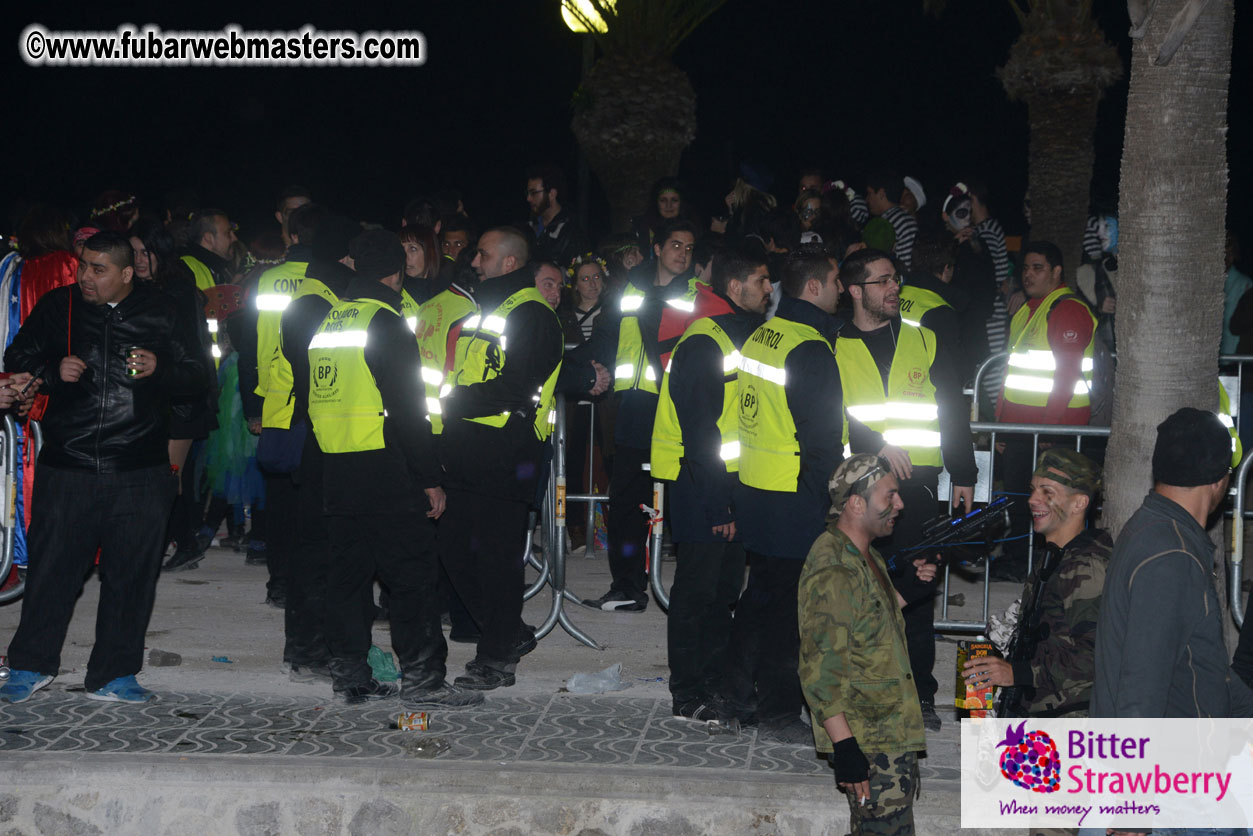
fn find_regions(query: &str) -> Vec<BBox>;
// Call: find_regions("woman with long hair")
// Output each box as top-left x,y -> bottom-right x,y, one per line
399,224 -> 443,303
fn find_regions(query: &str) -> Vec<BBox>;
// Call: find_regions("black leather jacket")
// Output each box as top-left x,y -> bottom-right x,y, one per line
5,283 -> 209,472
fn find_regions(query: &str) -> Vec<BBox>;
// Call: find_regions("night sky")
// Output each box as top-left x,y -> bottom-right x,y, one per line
4,0 -> 1249,247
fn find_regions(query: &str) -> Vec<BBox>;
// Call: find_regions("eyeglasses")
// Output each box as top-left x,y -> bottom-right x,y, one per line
856,275 -> 902,288
526,188 -> 545,198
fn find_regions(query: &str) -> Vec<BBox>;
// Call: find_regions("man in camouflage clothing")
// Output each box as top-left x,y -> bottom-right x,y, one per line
799,454 -> 931,836
963,449 -> 1110,719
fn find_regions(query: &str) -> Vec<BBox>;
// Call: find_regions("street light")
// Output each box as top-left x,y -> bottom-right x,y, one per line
561,0 -> 613,34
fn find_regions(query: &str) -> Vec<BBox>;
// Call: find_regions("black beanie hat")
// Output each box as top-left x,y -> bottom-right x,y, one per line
349,229 -> 405,282
1151,407 -> 1232,487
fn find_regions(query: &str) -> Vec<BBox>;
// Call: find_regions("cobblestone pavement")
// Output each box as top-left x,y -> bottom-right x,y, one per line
0,688 -> 961,789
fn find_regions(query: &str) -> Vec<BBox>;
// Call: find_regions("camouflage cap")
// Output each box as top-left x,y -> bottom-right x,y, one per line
828,454 -> 891,518
1033,448 -> 1102,496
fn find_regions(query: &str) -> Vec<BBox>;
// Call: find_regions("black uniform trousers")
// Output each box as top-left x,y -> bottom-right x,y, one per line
325,513 -> 447,691
667,539 -> 746,705
883,474 -> 941,706
9,463 -> 176,692
721,553 -> 805,726
606,445 -> 651,600
286,434 -> 331,668
264,472 -> 298,603
438,488 -> 531,666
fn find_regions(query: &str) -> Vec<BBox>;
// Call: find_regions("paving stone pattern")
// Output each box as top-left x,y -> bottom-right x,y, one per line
0,688 -> 960,786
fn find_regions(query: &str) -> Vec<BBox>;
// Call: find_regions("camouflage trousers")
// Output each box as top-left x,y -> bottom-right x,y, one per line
841,750 -> 920,836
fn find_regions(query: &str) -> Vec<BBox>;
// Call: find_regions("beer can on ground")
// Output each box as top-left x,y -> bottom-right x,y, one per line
397,712 -> 428,731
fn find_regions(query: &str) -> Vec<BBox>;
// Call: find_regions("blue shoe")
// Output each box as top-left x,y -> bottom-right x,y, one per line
86,675 -> 152,704
0,669 -> 54,703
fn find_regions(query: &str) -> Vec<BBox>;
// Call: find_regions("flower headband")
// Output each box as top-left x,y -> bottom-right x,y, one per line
567,252 -> 608,281
823,180 -> 856,204
943,182 -> 970,215
90,195 -> 137,218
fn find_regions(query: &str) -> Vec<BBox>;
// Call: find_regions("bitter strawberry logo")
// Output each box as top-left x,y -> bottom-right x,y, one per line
998,721 -> 1061,793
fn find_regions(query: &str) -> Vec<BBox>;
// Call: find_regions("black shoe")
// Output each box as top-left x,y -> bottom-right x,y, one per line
162,545 -> 205,573
759,718 -> 813,746
672,699 -> 718,722
585,590 -> 648,612
336,678 -> 399,705
265,591 -> 287,609
453,660 -> 515,691
194,531 -> 214,554
920,700 -> 942,732
244,546 -> 267,566
512,624 -> 538,659
289,663 -> 333,683
402,680 -> 485,708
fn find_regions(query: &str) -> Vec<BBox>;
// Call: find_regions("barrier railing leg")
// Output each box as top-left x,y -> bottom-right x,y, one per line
0,416 -> 21,605
535,396 -> 602,649
645,480 -> 670,611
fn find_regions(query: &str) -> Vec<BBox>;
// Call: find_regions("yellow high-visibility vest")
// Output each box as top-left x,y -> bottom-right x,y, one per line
897,284 -> 951,328
1002,286 -> 1097,409
651,317 -> 742,480
448,287 -> 562,441
254,260 -> 310,399
307,298 -> 396,453
416,287 -> 478,435
737,316 -> 833,492
837,322 -> 942,467
261,276 -> 339,429
613,276 -> 706,395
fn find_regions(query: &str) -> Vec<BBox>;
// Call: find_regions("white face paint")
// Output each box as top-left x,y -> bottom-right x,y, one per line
947,198 -> 973,231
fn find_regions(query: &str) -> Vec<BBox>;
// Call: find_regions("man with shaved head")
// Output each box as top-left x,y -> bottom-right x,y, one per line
439,226 -> 565,690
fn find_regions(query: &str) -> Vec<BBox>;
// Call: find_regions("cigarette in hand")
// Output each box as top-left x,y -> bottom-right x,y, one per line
860,796 -> 868,806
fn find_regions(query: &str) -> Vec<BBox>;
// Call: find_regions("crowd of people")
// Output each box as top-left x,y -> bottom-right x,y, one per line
0,165 -> 1250,835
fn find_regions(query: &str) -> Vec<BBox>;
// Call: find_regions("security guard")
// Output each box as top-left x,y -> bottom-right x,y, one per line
180,209 -> 236,365
588,218 -> 705,611
242,204 -> 324,612
899,231 -> 965,377
276,213 -> 357,682
996,241 -> 1097,581
837,247 -> 977,732
724,246 -> 845,744
306,229 -> 480,709
438,227 -> 564,691
651,248 -> 770,722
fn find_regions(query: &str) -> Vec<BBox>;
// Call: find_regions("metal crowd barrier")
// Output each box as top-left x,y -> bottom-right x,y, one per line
0,416 -> 20,604
1229,450 -> 1252,628
532,393 -> 603,650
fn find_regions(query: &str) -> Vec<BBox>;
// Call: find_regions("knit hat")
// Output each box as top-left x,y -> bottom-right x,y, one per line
1033,449 -> 1102,497
349,229 -> 405,283
862,217 -> 896,253
1151,407 -> 1232,487
828,454 -> 891,518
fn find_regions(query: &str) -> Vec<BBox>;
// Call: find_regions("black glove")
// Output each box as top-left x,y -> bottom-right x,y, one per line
828,736 -> 871,785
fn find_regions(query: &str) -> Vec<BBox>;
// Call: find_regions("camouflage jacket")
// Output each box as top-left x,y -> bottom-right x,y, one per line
798,525 -> 925,754
1018,528 -> 1112,715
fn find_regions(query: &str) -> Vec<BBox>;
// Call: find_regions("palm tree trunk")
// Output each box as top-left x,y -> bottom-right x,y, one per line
1023,91 -> 1100,285
1103,0 -> 1235,540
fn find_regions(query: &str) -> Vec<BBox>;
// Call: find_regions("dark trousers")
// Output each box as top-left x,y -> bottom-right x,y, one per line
166,440 -> 203,548
607,445 -> 651,599
9,464 -> 176,692
438,488 -> 531,664
287,440 -> 331,668
721,553 -> 805,726
882,475 -> 941,705
667,539 -> 746,705
325,513 -> 447,690
264,473 -> 297,600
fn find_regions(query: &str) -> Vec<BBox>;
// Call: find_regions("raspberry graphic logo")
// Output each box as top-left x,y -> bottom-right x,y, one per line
997,721 -> 1061,793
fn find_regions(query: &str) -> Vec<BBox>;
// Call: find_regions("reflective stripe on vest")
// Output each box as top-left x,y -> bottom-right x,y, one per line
415,287 -> 478,435
181,255 -> 222,368
307,298 -> 395,453
260,276 -> 339,430
737,317 -> 833,492
1002,287 -> 1097,409
254,260 -> 310,399
449,287 -> 562,441
836,322 -> 942,467
651,317 -> 742,480
612,277 -> 704,395
897,284 -> 951,331
400,289 -> 420,333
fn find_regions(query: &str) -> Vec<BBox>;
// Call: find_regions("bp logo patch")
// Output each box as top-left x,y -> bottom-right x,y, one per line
740,384 -> 760,427
908,367 -> 925,387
